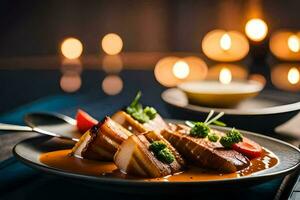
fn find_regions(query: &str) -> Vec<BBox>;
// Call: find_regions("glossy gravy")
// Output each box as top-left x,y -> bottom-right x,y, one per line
40,148 -> 278,181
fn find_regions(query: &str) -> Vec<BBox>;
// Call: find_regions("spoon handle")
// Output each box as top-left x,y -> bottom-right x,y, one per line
0,123 -> 33,132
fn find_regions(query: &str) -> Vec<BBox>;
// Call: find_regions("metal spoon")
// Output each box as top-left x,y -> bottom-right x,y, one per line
0,112 -> 81,141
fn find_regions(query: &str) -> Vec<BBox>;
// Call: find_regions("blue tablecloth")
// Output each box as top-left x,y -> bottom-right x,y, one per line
0,72 -> 288,200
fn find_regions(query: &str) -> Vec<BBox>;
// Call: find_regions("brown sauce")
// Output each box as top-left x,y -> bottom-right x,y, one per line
40,148 -> 278,182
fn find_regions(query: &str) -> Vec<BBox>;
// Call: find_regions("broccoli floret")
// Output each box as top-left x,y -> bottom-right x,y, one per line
227,128 -> 243,143
149,141 -> 175,164
156,148 -> 175,164
208,133 -> 219,142
220,136 -> 233,148
149,141 -> 167,154
220,128 -> 243,148
190,122 -> 210,138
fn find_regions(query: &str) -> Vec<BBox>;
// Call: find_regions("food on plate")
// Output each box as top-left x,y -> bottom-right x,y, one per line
72,117 -> 132,161
162,111 -> 252,173
112,92 -> 168,134
76,109 -> 98,134
114,131 -> 185,177
162,127 -> 250,173
232,137 -> 262,158
41,92 -> 276,180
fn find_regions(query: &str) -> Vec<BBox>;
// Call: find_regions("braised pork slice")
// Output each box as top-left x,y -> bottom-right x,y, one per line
72,117 -> 132,161
111,111 -> 168,134
114,133 -> 185,178
161,128 -> 250,173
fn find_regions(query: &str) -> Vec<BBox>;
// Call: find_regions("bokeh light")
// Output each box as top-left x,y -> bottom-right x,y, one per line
101,33 -> 123,55
154,56 -> 207,87
245,18 -> 268,42
102,75 -> 123,95
220,33 -> 231,51
154,56 -> 181,87
61,59 -> 82,75
102,55 -> 123,73
202,30 -> 249,62
248,74 -> 266,86
288,34 -> 300,53
60,74 -> 81,93
61,37 -> 83,59
207,64 -> 248,80
288,67 -> 300,85
219,67 -> 232,84
271,64 -> 300,91
172,60 -> 190,79
269,31 -> 300,61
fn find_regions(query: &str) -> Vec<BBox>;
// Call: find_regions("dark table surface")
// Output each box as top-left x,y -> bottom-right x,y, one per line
0,67 -> 299,200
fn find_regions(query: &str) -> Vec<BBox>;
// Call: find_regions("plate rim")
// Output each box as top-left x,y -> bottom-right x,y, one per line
13,122 -> 300,186
161,88 -> 300,115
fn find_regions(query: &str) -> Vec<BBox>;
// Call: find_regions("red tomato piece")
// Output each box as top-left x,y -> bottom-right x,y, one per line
232,137 -> 262,158
76,109 -> 98,133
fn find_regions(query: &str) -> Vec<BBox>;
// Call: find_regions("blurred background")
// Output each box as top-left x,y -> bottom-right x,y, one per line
0,0 -> 300,113
1,0 -> 300,55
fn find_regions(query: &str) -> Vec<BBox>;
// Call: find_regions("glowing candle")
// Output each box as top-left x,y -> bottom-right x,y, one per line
61,38 -> 83,59
172,60 -> 190,79
101,33 -> 123,55
202,30 -> 249,62
271,64 -> 300,91
206,63 -> 248,81
154,56 -> 207,87
270,31 -> 300,61
245,18 -> 268,42
220,33 -> 231,51
288,35 -> 300,53
219,67 -> 232,84
288,67 -> 300,85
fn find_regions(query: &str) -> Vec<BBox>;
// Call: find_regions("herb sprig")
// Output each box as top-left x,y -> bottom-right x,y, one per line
126,91 -> 157,123
185,110 -> 243,148
185,110 -> 225,141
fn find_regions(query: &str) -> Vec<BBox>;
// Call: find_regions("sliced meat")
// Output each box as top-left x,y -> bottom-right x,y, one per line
112,111 -> 169,134
72,116 -> 132,161
114,134 -> 185,178
161,128 -> 250,173
143,131 -> 185,168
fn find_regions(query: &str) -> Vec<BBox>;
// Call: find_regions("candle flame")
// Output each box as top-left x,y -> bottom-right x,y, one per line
288,35 -> 300,53
220,33 -> 231,51
245,18 -> 268,42
219,67 -> 232,84
172,60 -> 190,79
288,67 -> 300,85
61,38 -> 83,59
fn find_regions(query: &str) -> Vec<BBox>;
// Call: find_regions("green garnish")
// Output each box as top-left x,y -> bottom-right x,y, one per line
144,106 -> 157,120
149,141 -> 167,154
190,122 -> 210,138
186,110 -> 225,139
157,148 -> 175,164
220,128 -> 243,148
149,140 -> 175,164
212,120 -> 226,127
207,133 -> 220,142
126,91 -> 157,123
